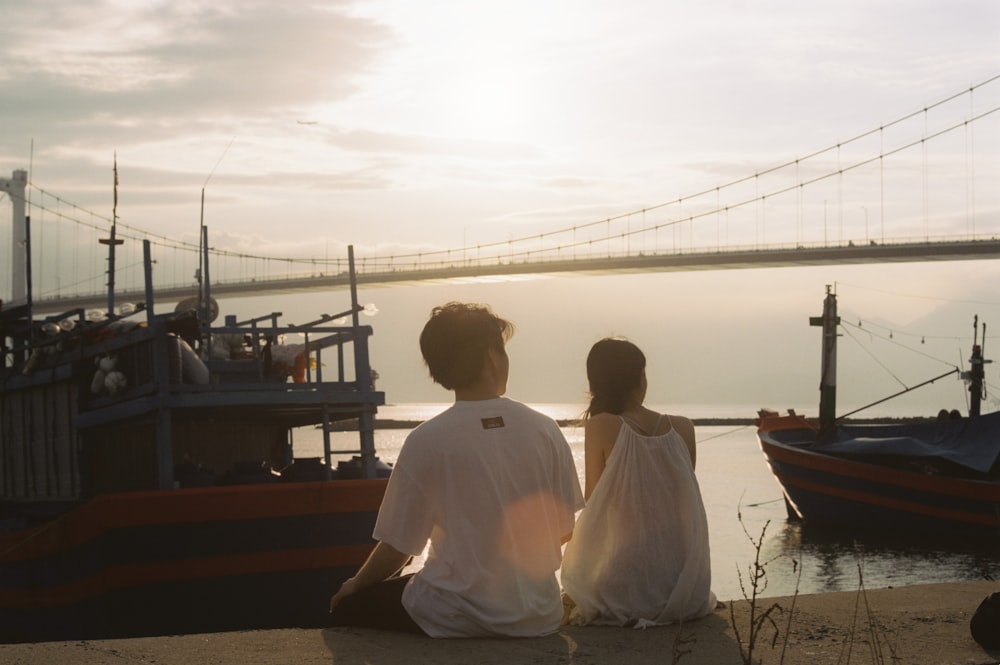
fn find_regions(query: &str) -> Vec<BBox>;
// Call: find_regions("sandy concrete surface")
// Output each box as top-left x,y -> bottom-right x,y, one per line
1,581 -> 998,664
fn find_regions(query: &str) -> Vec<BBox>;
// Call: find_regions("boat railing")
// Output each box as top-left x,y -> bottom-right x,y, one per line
68,314 -> 379,399
5,298 -> 383,413
0,304 -> 88,372
199,320 -> 375,389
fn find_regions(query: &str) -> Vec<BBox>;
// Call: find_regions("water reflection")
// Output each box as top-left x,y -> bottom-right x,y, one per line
757,520 -> 998,598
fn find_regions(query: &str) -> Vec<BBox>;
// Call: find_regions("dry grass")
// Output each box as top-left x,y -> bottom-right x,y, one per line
727,507 -> 901,664
729,507 -> 792,664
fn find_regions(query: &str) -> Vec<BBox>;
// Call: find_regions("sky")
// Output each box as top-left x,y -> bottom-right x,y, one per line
2,0 -> 1000,418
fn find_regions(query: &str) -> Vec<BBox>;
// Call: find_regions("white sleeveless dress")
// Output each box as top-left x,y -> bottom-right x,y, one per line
560,415 -> 716,626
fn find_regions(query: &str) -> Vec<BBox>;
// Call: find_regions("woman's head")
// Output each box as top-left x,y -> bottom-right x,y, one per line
586,337 -> 646,417
419,302 -> 514,390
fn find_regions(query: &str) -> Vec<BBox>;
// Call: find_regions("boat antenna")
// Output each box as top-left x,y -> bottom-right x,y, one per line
197,137 -> 235,335
99,153 -> 124,316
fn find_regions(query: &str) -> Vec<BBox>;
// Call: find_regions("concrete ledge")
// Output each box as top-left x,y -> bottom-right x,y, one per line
2,581 -> 997,664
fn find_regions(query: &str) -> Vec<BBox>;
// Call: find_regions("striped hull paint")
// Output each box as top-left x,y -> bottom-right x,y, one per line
757,416 -> 1000,535
0,479 -> 387,642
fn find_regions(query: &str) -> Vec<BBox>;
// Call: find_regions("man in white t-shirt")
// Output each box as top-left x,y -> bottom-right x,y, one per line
329,302 -> 583,637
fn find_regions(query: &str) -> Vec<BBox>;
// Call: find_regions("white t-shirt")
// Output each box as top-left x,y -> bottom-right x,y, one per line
373,397 -> 584,637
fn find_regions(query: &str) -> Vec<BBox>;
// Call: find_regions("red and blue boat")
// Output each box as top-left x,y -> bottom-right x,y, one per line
757,287 -> 1000,536
1,171 -> 389,642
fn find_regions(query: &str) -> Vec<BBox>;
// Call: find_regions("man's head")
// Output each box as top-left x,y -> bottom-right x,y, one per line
419,302 -> 514,391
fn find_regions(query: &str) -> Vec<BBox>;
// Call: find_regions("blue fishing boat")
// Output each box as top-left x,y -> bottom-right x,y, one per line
757,287 -> 1000,535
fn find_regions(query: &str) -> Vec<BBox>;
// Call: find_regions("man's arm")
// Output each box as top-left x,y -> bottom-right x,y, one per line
329,541 -> 412,612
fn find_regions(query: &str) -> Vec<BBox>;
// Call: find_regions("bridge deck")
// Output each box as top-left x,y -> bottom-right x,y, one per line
27,238 -> 1000,314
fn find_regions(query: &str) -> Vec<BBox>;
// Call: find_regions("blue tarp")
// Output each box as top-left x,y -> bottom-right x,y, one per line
824,410 -> 1000,474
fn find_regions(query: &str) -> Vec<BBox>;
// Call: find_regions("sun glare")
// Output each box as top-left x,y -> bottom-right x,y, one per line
356,3 -> 576,144
436,57 -> 534,141
398,41 -> 539,145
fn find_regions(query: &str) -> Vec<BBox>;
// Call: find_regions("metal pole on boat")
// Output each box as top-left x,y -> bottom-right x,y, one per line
99,157 -> 124,316
810,285 -> 840,430
201,224 -> 212,355
23,215 -> 33,353
103,223 -> 118,315
196,138 -> 231,344
23,214 -> 32,307
196,188 -> 206,327
348,245 -> 361,330
348,245 -> 377,479
968,316 -> 990,417
143,240 -> 155,325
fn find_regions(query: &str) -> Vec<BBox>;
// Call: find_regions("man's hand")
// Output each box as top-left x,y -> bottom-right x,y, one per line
329,576 -> 361,613
328,542 -> 412,614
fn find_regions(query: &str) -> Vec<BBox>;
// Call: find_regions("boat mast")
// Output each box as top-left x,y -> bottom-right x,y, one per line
99,156 -> 124,315
197,186 -> 206,326
810,285 -> 840,430
967,316 -> 990,417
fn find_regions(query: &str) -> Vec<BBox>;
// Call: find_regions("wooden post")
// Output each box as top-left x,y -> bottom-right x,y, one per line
810,285 -> 840,430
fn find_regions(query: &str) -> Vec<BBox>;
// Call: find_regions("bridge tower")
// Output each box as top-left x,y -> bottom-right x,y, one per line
1,170 -> 28,305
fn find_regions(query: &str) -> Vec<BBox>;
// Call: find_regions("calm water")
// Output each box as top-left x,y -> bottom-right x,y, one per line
293,403 -> 999,602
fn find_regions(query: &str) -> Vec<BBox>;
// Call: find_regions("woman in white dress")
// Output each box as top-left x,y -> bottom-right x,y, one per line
561,338 -> 717,627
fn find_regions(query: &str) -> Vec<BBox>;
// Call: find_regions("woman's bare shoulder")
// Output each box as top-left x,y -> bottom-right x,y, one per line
586,412 -> 621,424
667,413 -> 694,428
666,413 -> 696,441
585,412 -> 622,435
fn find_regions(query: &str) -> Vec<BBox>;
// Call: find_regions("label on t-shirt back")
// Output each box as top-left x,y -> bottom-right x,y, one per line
481,416 -> 505,429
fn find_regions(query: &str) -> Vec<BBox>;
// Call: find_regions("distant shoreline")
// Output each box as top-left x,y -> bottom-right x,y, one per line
328,418 -> 755,430
331,415 -> 926,430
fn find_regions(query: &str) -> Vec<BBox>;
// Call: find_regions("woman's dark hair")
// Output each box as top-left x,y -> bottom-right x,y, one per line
586,337 -> 645,417
419,302 -> 514,390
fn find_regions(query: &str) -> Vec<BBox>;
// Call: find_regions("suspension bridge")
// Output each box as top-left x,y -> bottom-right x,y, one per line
4,76 -> 1000,315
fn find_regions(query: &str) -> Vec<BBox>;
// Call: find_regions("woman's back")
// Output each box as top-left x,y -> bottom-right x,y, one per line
561,415 -> 716,626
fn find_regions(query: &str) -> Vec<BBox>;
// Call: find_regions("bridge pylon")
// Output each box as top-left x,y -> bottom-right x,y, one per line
1,170 -> 28,306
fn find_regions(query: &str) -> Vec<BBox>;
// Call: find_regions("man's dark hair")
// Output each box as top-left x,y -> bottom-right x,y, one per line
419,302 -> 514,390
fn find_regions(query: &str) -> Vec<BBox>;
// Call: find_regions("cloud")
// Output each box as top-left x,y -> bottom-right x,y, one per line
0,1 -> 394,163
